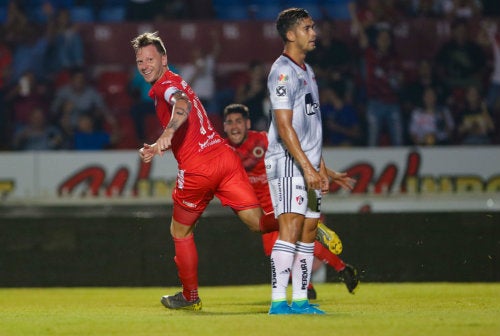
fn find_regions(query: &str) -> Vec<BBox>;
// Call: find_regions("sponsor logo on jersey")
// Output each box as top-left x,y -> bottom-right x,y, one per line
198,132 -> 222,151
275,85 -> 287,97
278,74 -> 289,83
182,200 -> 197,208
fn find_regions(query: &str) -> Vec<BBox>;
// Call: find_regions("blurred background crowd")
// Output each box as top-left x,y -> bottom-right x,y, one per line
0,0 -> 499,151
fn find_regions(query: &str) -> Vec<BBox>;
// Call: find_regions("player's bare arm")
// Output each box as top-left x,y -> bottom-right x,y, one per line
155,91 -> 192,155
273,108 -> 322,190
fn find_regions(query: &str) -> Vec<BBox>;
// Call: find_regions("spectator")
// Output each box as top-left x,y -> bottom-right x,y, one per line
482,21 -> 500,112
410,0 -> 444,18
3,0 -> 30,46
306,20 -> 356,102
50,68 -> 115,130
401,59 -> 447,109
12,107 -> 62,150
358,25 -> 404,146
45,8 -> 85,75
457,85 -> 495,145
234,60 -> 269,131
435,19 -> 487,95
4,71 -> 51,130
408,87 -> 454,146
440,0 -> 482,20
178,30 -> 220,113
321,85 -> 361,146
128,67 -> 157,143
73,113 -> 116,150
53,99 -> 76,149
9,25 -> 51,84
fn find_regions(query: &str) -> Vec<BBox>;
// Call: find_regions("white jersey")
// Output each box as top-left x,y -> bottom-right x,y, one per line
265,54 -> 322,178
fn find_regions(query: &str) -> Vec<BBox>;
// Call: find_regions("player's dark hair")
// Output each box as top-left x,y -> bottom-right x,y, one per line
276,8 -> 311,42
223,104 -> 250,119
131,31 -> 167,55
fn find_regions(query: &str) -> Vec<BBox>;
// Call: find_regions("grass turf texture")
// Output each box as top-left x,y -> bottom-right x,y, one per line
1,283 -> 499,336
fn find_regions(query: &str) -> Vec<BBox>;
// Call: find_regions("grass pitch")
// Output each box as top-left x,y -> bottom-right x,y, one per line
0,283 -> 499,336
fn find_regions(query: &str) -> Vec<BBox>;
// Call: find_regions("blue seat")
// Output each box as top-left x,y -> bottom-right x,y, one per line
322,0 -> 353,20
215,5 -> 249,20
0,6 -> 6,24
251,4 -> 283,20
98,6 -> 126,22
51,0 -> 75,9
70,6 -> 95,22
283,0 -> 322,17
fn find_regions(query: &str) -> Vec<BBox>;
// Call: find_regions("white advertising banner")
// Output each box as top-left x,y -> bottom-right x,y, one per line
1,147 -> 499,212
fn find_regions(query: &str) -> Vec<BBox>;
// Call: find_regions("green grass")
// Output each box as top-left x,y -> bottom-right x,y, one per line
1,283 -> 499,336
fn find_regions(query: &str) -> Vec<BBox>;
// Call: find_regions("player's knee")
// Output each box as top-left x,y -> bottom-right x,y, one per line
237,207 -> 262,233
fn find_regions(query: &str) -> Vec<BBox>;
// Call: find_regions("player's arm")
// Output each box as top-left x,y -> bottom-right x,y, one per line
155,90 -> 192,155
273,108 -> 322,190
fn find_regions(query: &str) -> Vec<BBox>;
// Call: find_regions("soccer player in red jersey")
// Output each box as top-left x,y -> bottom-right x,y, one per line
131,32 -> 278,311
223,103 -> 359,299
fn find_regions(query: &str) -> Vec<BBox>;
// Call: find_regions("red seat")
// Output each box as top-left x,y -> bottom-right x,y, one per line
106,114 -> 140,149
98,70 -> 130,96
98,70 -> 133,114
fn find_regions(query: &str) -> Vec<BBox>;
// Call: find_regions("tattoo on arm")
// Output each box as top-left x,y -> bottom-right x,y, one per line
175,107 -> 188,117
166,120 -> 179,130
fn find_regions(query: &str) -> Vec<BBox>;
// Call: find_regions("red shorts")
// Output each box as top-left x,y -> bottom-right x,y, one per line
172,147 -> 260,225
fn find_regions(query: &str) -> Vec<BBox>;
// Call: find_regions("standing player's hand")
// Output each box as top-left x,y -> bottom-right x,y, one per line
320,170 -> 330,195
139,143 -> 156,163
303,166 -> 322,191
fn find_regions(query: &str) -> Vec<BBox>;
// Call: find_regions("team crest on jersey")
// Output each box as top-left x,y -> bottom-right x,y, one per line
278,74 -> 289,83
275,85 -> 287,97
296,195 -> 304,205
253,146 -> 265,158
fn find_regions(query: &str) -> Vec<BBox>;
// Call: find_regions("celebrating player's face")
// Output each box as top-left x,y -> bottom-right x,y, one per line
135,44 -> 167,84
224,113 -> 250,146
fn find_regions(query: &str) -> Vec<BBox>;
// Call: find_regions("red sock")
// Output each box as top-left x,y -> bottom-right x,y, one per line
314,241 -> 345,272
262,231 -> 279,256
173,234 -> 199,302
259,212 -> 279,233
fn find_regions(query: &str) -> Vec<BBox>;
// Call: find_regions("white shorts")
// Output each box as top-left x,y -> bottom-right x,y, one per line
268,176 -> 321,218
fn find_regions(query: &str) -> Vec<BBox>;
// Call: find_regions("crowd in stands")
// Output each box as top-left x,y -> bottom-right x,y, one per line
0,0 -> 498,151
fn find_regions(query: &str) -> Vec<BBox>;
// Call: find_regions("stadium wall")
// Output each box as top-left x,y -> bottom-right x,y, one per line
1,147 -> 499,286
0,206 -> 498,287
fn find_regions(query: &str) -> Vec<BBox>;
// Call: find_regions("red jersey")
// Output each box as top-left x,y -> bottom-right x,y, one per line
232,130 -> 272,212
149,70 -> 226,169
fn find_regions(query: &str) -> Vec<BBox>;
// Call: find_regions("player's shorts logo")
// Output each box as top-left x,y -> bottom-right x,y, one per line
296,195 -> 304,205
